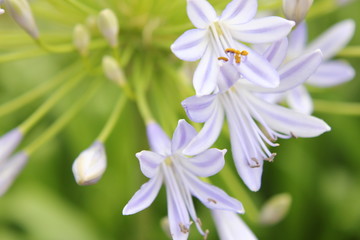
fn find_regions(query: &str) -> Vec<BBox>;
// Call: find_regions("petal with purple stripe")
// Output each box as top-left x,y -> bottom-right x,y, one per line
182,94 -> 217,123
187,0 -> 217,29
171,119 -> 197,152
286,86 -> 314,115
136,150 -> 164,178
220,0 -> 257,25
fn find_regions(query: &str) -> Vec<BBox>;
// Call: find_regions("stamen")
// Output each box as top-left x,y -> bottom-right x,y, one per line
217,56 -> 229,62
250,157 -> 261,168
165,157 -> 172,166
179,223 -> 189,233
196,218 -> 202,226
207,198 -> 217,204
264,153 -> 277,162
224,48 -> 248,64
203,229 -> 210,240
241,50 -> 249,56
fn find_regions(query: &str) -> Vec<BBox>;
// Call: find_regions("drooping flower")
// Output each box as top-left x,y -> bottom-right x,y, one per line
171,0 -> 295,96
0,151 -> 28,196
211,209 -> 257,240
273,20 -> 355,114
0,128 -> 23,164
182,46 -> 330,191
123,120 -> 244,240
72,141 -> 107,186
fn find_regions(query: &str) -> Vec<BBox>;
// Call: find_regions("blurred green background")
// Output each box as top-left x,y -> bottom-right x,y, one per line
0,0 -> 360,239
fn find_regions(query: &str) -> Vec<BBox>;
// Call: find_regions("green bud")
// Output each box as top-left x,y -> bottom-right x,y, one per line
97,9 -> 119,47
73,24 -> 90,56
259,193 -> 292,225
102,55 -> 125,86
283,0 -> 313,24
5,0 -> 39,39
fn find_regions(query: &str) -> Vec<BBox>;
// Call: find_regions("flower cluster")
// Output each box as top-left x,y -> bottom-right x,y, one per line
0,0 -> 356,239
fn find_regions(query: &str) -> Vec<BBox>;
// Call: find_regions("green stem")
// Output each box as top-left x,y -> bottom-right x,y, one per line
97,95 -> 127,142
35,39 -> 75,53
219,164 -> 260,223
19,70 -> 87,133
136,91 -> 154,124
0,63 -> 79,117
24,78 -> 103,155
63,0 -> 97,15
314,99 -> 360,116
0,49 -> 46,63
337,46 -> 360,57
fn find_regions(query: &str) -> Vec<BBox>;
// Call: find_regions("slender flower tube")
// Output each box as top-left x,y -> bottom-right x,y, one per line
182,47 -> 330,191
282,0 -> 313,24
171,0 -> 295,96
212,210 -> 257,240
271,20 -> 356,114
4,0 -> 39,39
123,120 -> 244,240
0,151 -> 28,196
72,141 -> 107,186
0,128 -> 23,164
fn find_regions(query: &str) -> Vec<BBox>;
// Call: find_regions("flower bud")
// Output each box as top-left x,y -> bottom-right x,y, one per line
0,0 -> 4,15
73,24 -> 90,56
102,55 -> 125,86
97,9 -> 119,47
5,0 -> 39,38
0,128 -> 23,164
282,0 -> 313,24
0,151 -> 28,196
259,193 -> 292,225
72,141 -> 107,186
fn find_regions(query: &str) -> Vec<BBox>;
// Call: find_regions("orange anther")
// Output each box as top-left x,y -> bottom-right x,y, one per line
218,56 -> 229,62
225,48 -> 237,53
241,50 -> 249,56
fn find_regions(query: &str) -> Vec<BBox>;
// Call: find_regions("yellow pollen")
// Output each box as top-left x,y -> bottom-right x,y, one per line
165,157 -> 172,166
217,56 -> 229,62
241,50 -> 249,56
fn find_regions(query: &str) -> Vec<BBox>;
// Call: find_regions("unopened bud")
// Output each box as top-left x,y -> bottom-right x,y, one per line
73,24 -> 90,56
259,193 -> 292,225
160,217 -> 172,238
72,141 -> 107,186
102,55 -> 125,86
97,9 -> 119,47
0,151 -> 28,196
5,0 -> 39,38
0,128 -> 23,164
282,0 -> 313,24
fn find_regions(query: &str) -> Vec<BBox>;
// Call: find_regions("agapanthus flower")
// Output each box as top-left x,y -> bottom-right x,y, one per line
271,20 -> 355,114
171,0 -> 295,96
182,46 -> 330,191
211,209 -> 257,240
123,120 -> 244,240
0,128 -> 23,163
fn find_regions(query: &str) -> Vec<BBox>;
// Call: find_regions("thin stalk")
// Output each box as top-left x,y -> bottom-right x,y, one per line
314,99 -> 360,116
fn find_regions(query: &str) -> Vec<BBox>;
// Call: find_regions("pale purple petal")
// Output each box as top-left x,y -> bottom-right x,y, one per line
251,49 -> 322,93
287,21 -> 307,58
193,47 -> 219,96
187,0 -> 218,29
171,119 -> 197,152
244,91 -> 331,137
220,0 -> 257,24
182,149 -> 226,177
236,43 -> 280,88
185,172 -> 244,213
262,38 -> 288,69
181,94 -> 217,123
0,151 -> 28,196
286,85 -> 314,114
182,100 -> 224,155
306,19 -> 355,60
122,174 -> 163,215
212,210 -> 257,240
307,60 -> 355,87
230,17 -> 295,44
146,122 -> 171,156
0,128 -> 23,163
136,150 -> 164,178
171,29 -> 209,61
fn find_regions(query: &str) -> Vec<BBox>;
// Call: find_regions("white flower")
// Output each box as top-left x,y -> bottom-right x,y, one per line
97,9 -> 119,47
72,141 -> 107,186
123,120 -> 243,240
171,0 -> 295,96
73,24 -> 90,56
0,128 -> 23,164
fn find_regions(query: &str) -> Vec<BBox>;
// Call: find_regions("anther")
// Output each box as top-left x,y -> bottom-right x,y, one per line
264,153 -> 277,162
241,50 -> 249,56
225,48 -> 237,54
196,218 -> 202,226
208,198 -> 217,204
250,157 -> 261,168
179,223 -> 189,233
217,56 -> 229,62
203,229 -> 210,240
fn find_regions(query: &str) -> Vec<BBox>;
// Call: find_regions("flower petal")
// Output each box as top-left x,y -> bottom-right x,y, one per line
0,128 -> 23,163
307,60 -> 355,87
171,119 -> 197,152
249,49 -> 323,93
262,38 -> 288,69
146,122 -> 171,156
182,149 -> 226,177
193,47 -> 219,96
306,19 -> 355,60
286,85 -> 314,115
187,0 -> 218,29
122,174 -> 163,215
236,43 -> 280,88
185,172 -> 244,213
220,0 -> 257,24
244,90 -> 331,137
230,17 -> 295,44
136,150 -> 164,178
182,94 -> 217,123
182,100 -> 224,156
287,21 -> 307,58
171,29 -> 209,61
